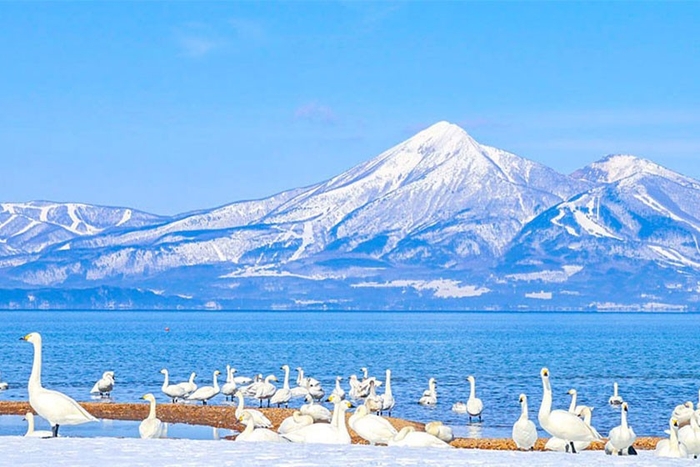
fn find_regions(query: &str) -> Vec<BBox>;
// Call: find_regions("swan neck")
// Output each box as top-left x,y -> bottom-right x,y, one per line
28,339 -> 42,391
670,424 -> 679,448
385,373 -> 392,395
149,398 -> 158,419
336,406 -> 350,439
212,372 -> 219,390
469,379 -> 476,399
520,399 -> 529,420
330,400 -> 341,428
614,382 -> 618,396
243,418 -> 254,436
568,392 -> 577,413
283,367 -> 290,390
539,376 -> 552,422
621,409 -> 628,429
161,370 -> 169,390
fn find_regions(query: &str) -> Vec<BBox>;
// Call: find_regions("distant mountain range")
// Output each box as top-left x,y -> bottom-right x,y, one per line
2,121 -> 699,311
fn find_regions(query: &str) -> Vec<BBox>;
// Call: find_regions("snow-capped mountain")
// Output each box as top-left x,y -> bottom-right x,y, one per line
1,124 -> 700,310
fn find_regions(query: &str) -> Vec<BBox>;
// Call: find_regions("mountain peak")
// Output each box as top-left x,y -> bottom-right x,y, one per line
572,154 -> 681,184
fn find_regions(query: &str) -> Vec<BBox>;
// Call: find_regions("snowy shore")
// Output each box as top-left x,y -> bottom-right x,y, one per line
3,436 -> 686,467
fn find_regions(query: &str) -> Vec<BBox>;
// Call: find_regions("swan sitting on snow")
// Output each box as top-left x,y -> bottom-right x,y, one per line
679,409 -> 700,458
425,421 -> 454,443
656,418 -> 688,458
234,390 -> 271,428
388,426 -> 452,448
21,332 -> 98,437
90,371 -> 115,398
605,402 -> 636,455
538,367 -> 601,454
186,370 -> 220,405
418,378 -> 437,406
277,411 -> 314,435
282,395 -> 353,444
23,412 -> 53,438
300,394 -> 332,422
139,393 -> 166,439
673,401 -> 695,427
466,375 -> 483,422
512,394 -> 537,450
349,405 -> 398,445
608,382 -> 623,406
237,411 -> 288,443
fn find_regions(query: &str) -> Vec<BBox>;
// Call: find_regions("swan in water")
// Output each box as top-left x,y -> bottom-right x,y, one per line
23,412 -> 53,438
656,418 -> 688,458
255,374 -> 278,407
90,371 -> 115,398
388,426 -> 452,448
277,411 -> 314,435
466,375 -> 483,421
349,404 -> 398,445
679,409 -> 700,458
418,378 -> 437,406
380,369 -> 395,416
363,379 -> 382,414
451,402 -> 467,413
21,332 -> 98,437
186,370 -> 220,405
270,365 -> 292,408
176,372 -> 197,396
221,366 -> 237,401
425,421 -> 454,443
538,367 -> 601,454
237,411 -> 288,442
234,390 -> 271,428
512,393 -> 537,450
545,406 -> 599,452
139,393 -> 166,439
348,374 -> 362,400
330,376 -> 345,400
160,369 -> 187,403
232,369 -> 252,386
673,401 -> 695,427
0,372 -> 9,390
608,382 -> 623,406
282,396 -> 353,444
605,402 -> 636,455
300,394 -> 332,422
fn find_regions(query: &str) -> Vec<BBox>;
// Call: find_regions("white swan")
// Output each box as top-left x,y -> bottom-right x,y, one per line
608,382 -> 623,406
451,401 -> 467,413
331,376 -> 345,400
673,401 -> 695,427
270,365 -> 292,408
277,410 -> 314,435
237,411 -> 288,442
90,371 -> 115,398
221,366 -> 237,401
348,374 -> 362,400
176,372 -> 197,396
605,402 -> 636,455
418,378 -> 437,406
656,418 -> 688,458
282,396 -> 353,444
160,369 -> 187,403
300,394 -> 332,422
567,389 -> 585,414
679,409 -> 700,458
466,375 -> 483,421
254,374 -> 278,407
545,406 -> 599,452
21,332 -> 97,437
186,370 -> 220,405
388,426 -> 452,448
139,393 -> 166,439
363,379 -> 382,414
23,412 -> 53,438
426,421 -> 454,443
512,394 -> 537,450
538,367 -> 600,454
349,404 -> 398,445
234,390 -> 272,428
296,367 -> 321,388
380,369 -> 395,416
0,372 -> 7,391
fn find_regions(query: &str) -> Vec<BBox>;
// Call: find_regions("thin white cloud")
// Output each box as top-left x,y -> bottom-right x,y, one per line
229,18 -> 267,44
178,36 -> 220,58
294,102 -> 338,125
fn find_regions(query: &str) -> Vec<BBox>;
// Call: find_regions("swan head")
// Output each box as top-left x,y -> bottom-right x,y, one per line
567,388 -> 577,396
141,393 -> 156,403
467,375 -> 475,383
214,370 -> 221,377
519,393 -> 527,404
20,332 -> 41,344
104,371 -> 115,380
686,401 -> 694,409
540,367 -> 549,378
280,364 -> 289,371
160,368 -> 168,375
336,376 -> 342,382
622,402 -> 628,412
671,418 -> 680,430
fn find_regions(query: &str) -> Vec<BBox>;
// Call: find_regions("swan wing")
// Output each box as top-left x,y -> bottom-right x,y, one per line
31,388 -> 97,426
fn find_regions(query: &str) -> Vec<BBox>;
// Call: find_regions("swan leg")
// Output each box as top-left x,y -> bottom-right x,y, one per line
52,424 -> 59,438
569,442 -> 577,454
628,446 -> 637,456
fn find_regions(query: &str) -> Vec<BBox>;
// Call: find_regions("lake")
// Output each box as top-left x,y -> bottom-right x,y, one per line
0,311 -> 698,439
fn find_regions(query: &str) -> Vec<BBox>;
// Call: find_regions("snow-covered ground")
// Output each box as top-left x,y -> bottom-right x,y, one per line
0,437 -> 686,467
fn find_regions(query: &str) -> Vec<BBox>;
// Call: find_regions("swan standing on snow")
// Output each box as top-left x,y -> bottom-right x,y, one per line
538,367 -> 601,454
21,332 -> 98,437
270,365 -> 292,408
388,426 -> 452,448
605,402 -> 636,455
186,370 -> 220,405
466,375 -> 483,422
426,421 -> 454,443
90,371 -> 115,398
349,404 -> 398,445
237,411 -> 288,442
277,411 -> 314,435
221,366 -> 237,401
608,382 -> 623,406
418,378 -> 437,405
23,412 -> 53,438
176,372 -> 197,397
160,369 -> 187,403
380,369 -> 395,416
679,409 -> 700,458
512,394 -> 537,450
234,390 -> 272,428
139,393 -> 166,439
656,418 -> 688,458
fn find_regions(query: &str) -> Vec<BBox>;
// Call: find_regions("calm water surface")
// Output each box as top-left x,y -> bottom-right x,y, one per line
0,311 -> 698,439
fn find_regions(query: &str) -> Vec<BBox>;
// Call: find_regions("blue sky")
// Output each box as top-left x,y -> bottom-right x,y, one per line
1,2 -> 699,215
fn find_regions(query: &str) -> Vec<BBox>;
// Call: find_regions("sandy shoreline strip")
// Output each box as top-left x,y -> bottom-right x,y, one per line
0,401 -> 661,450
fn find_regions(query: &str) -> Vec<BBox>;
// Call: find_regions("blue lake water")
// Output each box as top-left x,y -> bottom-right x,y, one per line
0,311 -> 698,439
